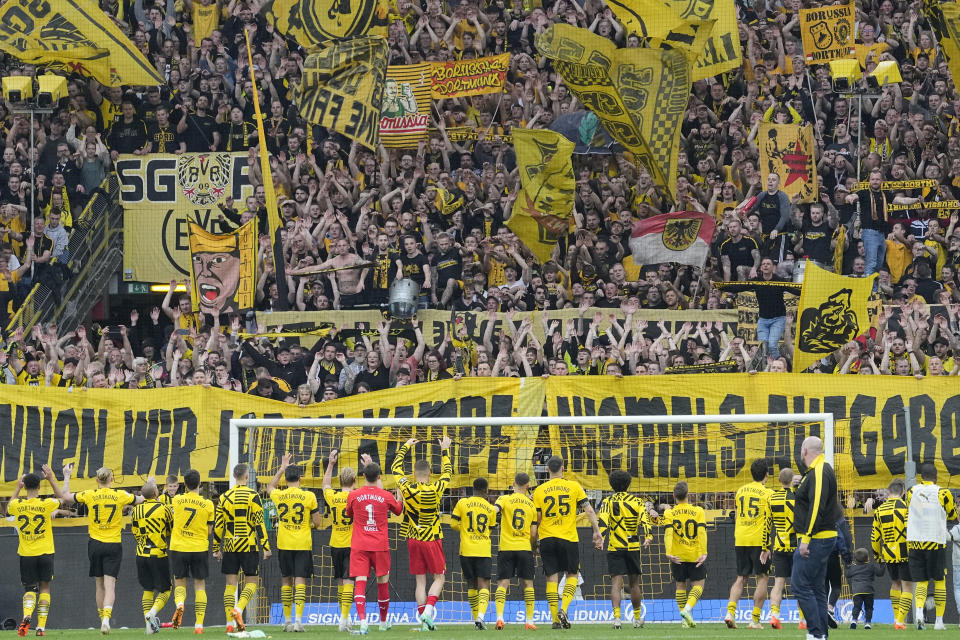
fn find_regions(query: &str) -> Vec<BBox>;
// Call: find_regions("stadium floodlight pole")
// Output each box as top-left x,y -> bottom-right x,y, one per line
229,413 -> 835,487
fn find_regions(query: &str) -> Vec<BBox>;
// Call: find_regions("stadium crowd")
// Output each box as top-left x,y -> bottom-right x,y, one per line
3,0 -> 960,392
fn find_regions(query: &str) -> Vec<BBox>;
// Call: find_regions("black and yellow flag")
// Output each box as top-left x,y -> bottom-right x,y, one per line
262,0 -> 388,48
507,128 -> 575,263
536,24 -> 690,199
297,36 -> 389,150
758,123 -> 819,204
0,0 -> 164,86
794,262 -> 876,372
605,0 -> 716,72
937,3 -> 960,97
188,221 -> 257,317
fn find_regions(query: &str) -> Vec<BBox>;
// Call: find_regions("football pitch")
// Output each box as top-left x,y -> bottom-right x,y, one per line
24,625 -> 945,640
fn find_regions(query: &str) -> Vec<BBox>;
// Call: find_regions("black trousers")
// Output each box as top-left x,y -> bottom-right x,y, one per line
852,594 -> 875,623
825,551 -> 842,607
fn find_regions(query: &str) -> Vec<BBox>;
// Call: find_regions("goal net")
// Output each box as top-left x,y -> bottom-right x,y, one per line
233,413 -> 853,627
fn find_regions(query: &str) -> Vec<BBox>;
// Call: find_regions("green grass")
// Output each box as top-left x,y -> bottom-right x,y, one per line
25,624 -> 945,640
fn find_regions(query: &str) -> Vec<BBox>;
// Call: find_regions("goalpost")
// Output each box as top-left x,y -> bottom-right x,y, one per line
229,413 -> 836,627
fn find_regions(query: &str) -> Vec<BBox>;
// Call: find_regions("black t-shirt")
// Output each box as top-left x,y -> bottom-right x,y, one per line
799,220 -> 832,264
148,123 -> 181,153
369,248 -> 400,291
858,189 -> 889,232
184,112 -> 218,151
432,249 -> 462,284
400,251 -> 429,286
356,365 -> 390,391
720,235 -> 760,270
756,191 -> 784,235
220,121 -> 256,152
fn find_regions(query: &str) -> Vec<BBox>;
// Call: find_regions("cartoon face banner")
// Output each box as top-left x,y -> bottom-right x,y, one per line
758,123 -> 819,204
188,221 -> 257,316
380,63 -> 431,148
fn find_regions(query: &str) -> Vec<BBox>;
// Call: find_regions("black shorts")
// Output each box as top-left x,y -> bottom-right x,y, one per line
136,556 -> 172,592
607,550 -> 643,577
735,546 -> 770,577
497,550 -> 535,581
773,551 -> 794,578
88,540 -> 123,578
539,538 -> 579,576
887,561 -> 911,582
170,550 -> 209,580
330,547 -> 351,580
20,554 -> 54,588
279,550 -> 313,579
221,551 -> 260,576
671,561 -> 707,583
908,547 -> 947,582
460,555 -> 492,581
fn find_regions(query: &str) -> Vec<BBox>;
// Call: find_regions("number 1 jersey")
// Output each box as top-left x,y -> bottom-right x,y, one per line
345,486 -> 403,551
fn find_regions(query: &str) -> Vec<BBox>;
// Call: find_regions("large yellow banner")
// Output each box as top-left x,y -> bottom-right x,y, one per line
663,0 -> 740,79
2,375 -> 959,494
188,221 -> 257,316
536,24 -> 690,199
800,3 -> 856,64
118,153 -> 254,283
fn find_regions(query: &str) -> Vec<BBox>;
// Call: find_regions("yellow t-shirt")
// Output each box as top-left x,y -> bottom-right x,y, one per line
8,496 -> 60,555
885,239 -> 911,283
533,477 -> 588,543
452,495 -> 497,557
734,480 -> 772,547
322,488 -> 354,548
170,492 -> 215,552
192,2 -> 220,46
270,487 -> 319,551
659,502 -> 707,562
75,487 -> 135,543
495,492 -> 536,552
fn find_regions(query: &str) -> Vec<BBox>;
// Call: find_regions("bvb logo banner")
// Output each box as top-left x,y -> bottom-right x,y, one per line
800,2 -> 855,64
118,153 -> 254,283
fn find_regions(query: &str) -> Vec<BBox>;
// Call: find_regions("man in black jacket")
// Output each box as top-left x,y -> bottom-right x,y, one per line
791,436 -> 842,640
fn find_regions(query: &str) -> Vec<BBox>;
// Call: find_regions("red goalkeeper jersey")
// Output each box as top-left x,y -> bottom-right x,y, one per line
346,486 -> 403,551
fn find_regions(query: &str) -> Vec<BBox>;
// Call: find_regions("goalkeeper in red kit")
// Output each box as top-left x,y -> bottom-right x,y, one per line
345,454 -> 404,635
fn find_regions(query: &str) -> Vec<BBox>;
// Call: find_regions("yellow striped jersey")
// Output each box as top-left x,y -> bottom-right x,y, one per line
871,497 -> 907,563
322,488 -> 353,548
8,497 -> 59,556
769,487 -> 797,552
391,444 -> 452,541
905,481 -> 958,550
159,492 -> 178,506
533,477 -> 588,543
270,487 -> 319,551
75,487 -> 136,543
452,495 -> 497,557
131,499 -> 173,558
733,480 -> 772,547
170,492 -> 215,553
494,492 -> 536,551
214,485 -> 269,553
657,503 -> 707,563
598,492 -> 653,552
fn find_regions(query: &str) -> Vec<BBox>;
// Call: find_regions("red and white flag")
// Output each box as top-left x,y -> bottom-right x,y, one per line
630,211 -> 716,267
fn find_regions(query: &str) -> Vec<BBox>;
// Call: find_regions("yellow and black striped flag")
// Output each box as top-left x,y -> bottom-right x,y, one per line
380,63 -> 431,149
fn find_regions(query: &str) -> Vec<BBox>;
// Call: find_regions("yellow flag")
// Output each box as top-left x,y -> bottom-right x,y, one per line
261,0 -> 389,47
188,221 -> 257,316
0,0 -> 163,86
758,123 -> 819,204
296,37 -> 389,150
244,30 -> 289,309
536,24 -> 690,199
507,129 -> 575,263
604,0 -> 716,68
793,262 -> 876,373
938,4 -> 960,95
799,3 -> 855,64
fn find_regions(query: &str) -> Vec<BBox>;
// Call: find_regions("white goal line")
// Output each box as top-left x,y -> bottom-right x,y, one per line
228,413 -> 834,487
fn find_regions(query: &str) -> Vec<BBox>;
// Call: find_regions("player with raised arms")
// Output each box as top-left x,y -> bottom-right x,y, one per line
168,469 -> 214,633
130,479 -> 173,635
451,477 -> 498,629
321,450 -> 359,632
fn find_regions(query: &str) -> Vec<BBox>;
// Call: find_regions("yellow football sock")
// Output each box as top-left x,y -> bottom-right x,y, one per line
153,590 -> 170,616
546,582 -> 559,623
23,591 -> 37,619
224,589 -> 236,621
752,606 -> 761,623
934,579 -> 946,617
281,585 -> 293,622
175,586 -> 187,608
899,592 -> 913,623
477,588 -> 490,621
524,587 -> 535,622
195,590 -> 207,626
915,582 -> 928,611
294,584 -> 306,622
675,589 -> 687,612
142,591 -> 154,617
889,589 -> 902,623
560,581 -> 577,614
103,606 -> 112,621
727,601 -> 737,618
468,588 -> 479,619
686,585 -> 703,611
97,608 -> 104,620
237,583 -> 256,612
339,584 -> 353,621
495,586 -> 507,620
36,593 -> 50,630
